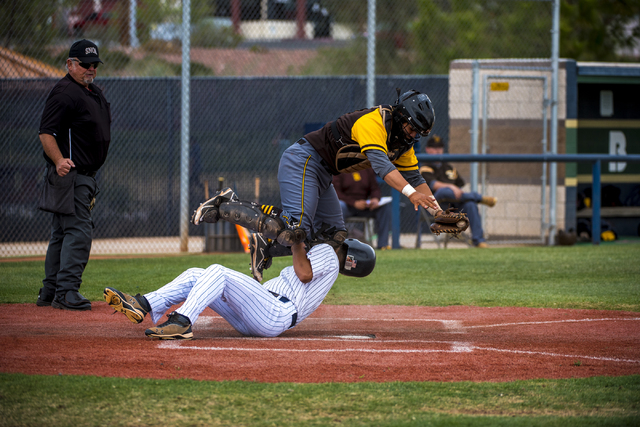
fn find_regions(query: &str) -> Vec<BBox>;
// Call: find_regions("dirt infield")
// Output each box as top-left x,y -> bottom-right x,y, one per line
2,303 -> 639,383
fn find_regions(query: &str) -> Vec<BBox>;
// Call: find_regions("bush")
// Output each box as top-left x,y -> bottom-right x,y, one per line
191,18 -> 243,48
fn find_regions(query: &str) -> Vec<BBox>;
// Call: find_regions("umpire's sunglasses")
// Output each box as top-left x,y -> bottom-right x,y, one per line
70,59 -> 99,69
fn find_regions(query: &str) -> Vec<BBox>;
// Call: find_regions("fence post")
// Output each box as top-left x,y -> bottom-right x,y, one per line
392,190 -> 401,249
592,159 -> 601,245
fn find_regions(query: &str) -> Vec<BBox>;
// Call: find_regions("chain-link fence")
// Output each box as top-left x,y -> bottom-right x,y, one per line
1,0 -> 555,256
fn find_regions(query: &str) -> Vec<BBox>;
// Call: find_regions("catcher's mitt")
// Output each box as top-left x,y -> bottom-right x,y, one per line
430,208 -> 469,236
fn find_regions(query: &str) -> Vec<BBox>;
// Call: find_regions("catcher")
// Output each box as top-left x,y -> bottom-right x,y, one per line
194,89 -> 465,281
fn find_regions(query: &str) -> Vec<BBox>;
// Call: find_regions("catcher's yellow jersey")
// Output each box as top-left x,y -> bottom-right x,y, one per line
304,106 -> 419,175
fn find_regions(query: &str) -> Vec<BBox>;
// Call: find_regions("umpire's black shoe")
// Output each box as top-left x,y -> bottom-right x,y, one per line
104,287 -> 150,324
51,290 -> 91,311
145,312 -> 193,340
191,188 -> 238,225
36,287 -> 55,307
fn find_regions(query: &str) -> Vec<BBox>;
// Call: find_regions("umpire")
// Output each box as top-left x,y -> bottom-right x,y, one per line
36,39 -> 112,311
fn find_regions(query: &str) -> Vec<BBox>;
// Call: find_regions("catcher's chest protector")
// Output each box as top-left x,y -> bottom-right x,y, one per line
334,106 -> 410,173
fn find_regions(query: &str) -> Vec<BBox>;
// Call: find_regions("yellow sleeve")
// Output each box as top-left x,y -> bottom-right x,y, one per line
394,148 -> 419,172
351,110 -> 388,155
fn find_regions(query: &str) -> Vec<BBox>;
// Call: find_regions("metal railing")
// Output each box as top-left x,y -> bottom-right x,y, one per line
394,153 -> 640,247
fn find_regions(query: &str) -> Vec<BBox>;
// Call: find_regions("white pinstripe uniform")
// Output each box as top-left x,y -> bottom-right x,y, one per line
144,244 -> 339,337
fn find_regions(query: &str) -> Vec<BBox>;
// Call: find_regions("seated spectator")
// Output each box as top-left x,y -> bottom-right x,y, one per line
333,169 -> 392,249
419,135 -> 497,248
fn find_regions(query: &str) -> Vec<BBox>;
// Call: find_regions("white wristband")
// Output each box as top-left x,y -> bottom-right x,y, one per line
401,184 -> 416,198
426,206 -> 441,216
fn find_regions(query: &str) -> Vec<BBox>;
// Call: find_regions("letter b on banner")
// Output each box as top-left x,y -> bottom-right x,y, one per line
609,131 -> 627,173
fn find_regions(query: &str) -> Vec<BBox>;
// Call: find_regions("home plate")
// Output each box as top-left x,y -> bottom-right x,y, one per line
331,334 -> 376,339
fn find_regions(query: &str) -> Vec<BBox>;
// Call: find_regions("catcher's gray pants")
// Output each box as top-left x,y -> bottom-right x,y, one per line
42,172 -> 98,299
278,139 -> 345,238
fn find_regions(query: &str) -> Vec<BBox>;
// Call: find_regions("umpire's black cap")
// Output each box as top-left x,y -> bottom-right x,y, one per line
69,39 -> 103,63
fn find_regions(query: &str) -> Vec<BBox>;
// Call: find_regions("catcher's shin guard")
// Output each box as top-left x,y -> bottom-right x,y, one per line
218,201 -> 306,246
219,201 -> 283,240
260,204 -> 307,246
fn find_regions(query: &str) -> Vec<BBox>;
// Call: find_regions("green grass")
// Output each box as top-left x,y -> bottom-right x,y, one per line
1,244 -> 639,426
0,373 -> 638,426
2,245 -> 639,311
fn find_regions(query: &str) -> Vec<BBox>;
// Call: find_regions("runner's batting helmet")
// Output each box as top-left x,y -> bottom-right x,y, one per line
338,239 -> 376,278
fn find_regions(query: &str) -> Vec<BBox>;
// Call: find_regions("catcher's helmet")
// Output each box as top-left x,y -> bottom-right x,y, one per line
338,239 -> 376,278
393,89 -> 435,142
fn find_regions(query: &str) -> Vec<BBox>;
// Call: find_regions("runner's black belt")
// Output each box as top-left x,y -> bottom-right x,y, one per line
270,291 -> 298,328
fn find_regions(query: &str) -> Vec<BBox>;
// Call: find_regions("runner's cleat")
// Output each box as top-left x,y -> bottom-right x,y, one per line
104,287 -> 149,324
145,312 -> 193,340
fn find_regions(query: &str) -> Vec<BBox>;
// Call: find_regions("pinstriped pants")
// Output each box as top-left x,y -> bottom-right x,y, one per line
145,265 -> 297,337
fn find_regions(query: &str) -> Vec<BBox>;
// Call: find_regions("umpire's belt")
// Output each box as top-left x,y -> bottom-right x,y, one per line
75,168 -> 97,178
270,291 -> 298,328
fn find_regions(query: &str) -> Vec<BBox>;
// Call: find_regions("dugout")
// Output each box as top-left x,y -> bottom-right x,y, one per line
565,61 -> 640,239
447,59 -> 640,243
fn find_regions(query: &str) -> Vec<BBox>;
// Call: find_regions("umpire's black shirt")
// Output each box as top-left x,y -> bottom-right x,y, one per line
39,74 -> 111,172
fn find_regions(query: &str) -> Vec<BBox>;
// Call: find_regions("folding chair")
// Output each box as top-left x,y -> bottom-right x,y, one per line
415,207 -> 443,248
345,216 -> 376,246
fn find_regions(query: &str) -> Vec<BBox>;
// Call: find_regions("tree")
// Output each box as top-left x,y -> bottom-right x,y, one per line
560,0 -> 640,62
0,0 -> 58,52
413,0 -> 552,74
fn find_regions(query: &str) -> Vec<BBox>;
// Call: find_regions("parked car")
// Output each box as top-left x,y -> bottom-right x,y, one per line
69,10 -> 112,37
150,23 -> 182,42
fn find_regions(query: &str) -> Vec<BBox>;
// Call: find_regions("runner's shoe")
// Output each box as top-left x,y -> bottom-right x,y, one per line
191,187 -> 238,225
249,233 -> 272,282
104,287 -> 150,324
145,312 -> 193,340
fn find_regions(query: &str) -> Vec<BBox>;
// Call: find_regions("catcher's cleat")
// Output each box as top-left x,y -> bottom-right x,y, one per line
104,287 -> 150,324
191,188 -> 238,225
480,196 -> 497,207
145,312 -> 193,340
249,232 -> 272,282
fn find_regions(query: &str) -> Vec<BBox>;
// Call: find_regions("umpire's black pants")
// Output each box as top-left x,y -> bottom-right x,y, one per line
42,171 -> 98,300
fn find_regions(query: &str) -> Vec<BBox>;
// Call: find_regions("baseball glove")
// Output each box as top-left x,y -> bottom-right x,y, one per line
430,208 -> 469,236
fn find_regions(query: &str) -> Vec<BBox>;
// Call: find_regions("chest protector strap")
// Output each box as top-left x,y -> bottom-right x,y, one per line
334,105 -> 394,174
331,120 -> 344,146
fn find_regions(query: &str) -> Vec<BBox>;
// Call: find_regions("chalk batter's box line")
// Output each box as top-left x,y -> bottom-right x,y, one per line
157,341 -> 640,364
164,314 -> 640,365
195,315 -> 640,330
